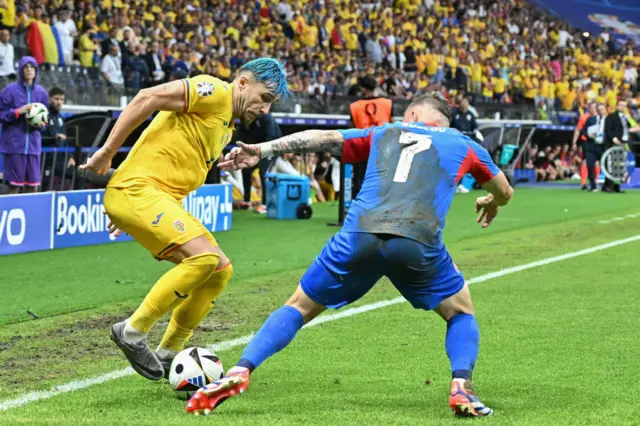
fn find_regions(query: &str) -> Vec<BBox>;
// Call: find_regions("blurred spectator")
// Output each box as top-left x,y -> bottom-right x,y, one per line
307,74 -> 327,100
43,87 -> 81,189
44,87 -> 66,144
365,33 -> 383,65
0,0 -> 15,32
582,103 -> 607,191
101,44 -> 124,90
313,152 -> 340,202
234,112 -> 282,212
0,56 -> 48,194
127,44 -> 151,89
451,98 -> 478,137
54,9 -> 77,65
144,41 -> 165,86
78,27 -> 97,68
270,153 -> 301,176
573,102 -> 596,189
101,27 -> 118,59
4,0 -> 640,112
0,29 -> 15,81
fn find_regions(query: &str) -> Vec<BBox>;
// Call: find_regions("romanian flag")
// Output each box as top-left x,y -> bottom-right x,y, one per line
26,21 -> 65,66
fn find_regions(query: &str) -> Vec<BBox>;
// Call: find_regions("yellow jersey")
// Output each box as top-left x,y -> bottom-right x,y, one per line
493,77 -> 507,94
108,75 -> 235,200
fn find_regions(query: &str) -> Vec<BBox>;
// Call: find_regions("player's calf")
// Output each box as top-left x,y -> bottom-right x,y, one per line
435,283 -> 492,416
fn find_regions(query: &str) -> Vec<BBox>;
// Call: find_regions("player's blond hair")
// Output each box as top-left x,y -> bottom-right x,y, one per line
408,92 -> 452,124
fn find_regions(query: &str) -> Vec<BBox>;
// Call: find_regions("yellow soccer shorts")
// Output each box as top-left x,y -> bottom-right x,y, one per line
104,185 -> 217,260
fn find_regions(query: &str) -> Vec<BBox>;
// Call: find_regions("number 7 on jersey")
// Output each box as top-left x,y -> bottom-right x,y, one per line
393,132 -> 432,183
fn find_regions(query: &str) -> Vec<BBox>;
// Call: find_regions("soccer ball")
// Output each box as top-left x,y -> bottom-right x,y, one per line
168,347 -> 224,400
26,103 -> 48,127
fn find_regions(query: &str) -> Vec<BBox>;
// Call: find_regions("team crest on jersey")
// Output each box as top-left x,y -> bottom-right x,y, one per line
173,220 -> 186,233
196,81 -> 215,97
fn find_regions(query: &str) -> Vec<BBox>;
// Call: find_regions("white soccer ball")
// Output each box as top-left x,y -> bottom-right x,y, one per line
26,103 -> 48,127
168,347 -> 224,400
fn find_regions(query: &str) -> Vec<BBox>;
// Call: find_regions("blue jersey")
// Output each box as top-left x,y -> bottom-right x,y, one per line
339,122 -> 500,252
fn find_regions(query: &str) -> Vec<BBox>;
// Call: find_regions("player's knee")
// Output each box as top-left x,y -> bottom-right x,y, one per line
205,263 -> 233,292
174,235 -> 229,264
285,284 -> 325,324
181,252 -> 222,281
435,283 -> 474,321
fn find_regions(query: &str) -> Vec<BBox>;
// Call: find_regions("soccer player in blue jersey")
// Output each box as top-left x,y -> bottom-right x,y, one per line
187,93 -> 513,417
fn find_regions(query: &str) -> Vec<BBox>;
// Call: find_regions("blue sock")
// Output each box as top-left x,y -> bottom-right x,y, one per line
445,313 -> 479,381
237,305 -> 304,372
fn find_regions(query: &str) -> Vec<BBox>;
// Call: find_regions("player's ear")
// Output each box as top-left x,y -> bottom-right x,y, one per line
237,75 -> 250,92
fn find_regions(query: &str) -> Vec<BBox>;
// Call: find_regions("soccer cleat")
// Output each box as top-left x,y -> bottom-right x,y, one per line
449,378 -> 493,417
109,321 -> 165,381
185,370 -> 250,415
156,352 -> 175,380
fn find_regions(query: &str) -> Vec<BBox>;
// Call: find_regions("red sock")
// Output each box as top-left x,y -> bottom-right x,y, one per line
580,163 -> 587,185
595,164 -> 600,182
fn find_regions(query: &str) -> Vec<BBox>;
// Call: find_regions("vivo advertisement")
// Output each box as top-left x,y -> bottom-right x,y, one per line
0,184 -> 233,256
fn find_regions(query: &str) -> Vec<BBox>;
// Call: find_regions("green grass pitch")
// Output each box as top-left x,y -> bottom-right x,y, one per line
0,188 -> 639,425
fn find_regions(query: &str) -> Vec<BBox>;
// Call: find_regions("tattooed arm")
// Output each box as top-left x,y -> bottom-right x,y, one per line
218,130 -> 346,171
259,130 -> 345,158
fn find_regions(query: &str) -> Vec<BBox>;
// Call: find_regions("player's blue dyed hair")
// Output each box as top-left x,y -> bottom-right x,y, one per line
239,58 -> 290,102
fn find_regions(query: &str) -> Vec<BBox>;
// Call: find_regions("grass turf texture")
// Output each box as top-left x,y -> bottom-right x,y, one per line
0,188 -> 639,424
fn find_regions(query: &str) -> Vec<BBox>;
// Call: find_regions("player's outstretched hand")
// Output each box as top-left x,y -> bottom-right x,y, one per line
218,142 -> 260,171
103,211 -> 122,238
79,148 -> 113,176
475,195 -> 499,228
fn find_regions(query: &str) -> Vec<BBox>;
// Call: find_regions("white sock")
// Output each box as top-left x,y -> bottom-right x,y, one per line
227,366 -> 249,376
155,346 -> 179,360
122,319 -> 147,344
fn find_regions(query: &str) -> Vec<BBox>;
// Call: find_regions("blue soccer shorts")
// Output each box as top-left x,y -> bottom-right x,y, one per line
300,231 -> 465,310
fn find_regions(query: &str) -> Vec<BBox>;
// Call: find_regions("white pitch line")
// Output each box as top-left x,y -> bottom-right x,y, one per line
598,213 -> 640,224
2,233 -> 640,412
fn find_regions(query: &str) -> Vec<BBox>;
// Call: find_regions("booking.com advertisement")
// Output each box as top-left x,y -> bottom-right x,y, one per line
0,184 -> 233,256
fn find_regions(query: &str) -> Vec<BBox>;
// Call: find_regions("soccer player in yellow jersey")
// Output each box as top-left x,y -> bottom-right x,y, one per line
79,58 -> 289,381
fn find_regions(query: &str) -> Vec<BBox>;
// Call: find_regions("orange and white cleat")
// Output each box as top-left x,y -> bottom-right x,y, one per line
449,378 -> 493,417
185,369 -> 250,416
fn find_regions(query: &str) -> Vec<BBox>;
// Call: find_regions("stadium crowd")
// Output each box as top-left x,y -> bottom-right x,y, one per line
0,0 -> 638,113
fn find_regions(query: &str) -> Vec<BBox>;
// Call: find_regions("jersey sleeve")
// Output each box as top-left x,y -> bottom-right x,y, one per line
339,128 -> 374,164
458,141 -> 501,185
183,75 -> 232,116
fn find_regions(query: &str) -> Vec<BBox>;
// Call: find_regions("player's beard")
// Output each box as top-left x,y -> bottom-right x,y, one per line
242,110 -> 257,125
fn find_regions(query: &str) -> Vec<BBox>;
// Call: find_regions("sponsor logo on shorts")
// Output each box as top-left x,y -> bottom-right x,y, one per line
173,220 -> 186,233
196,81 -> 214,97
